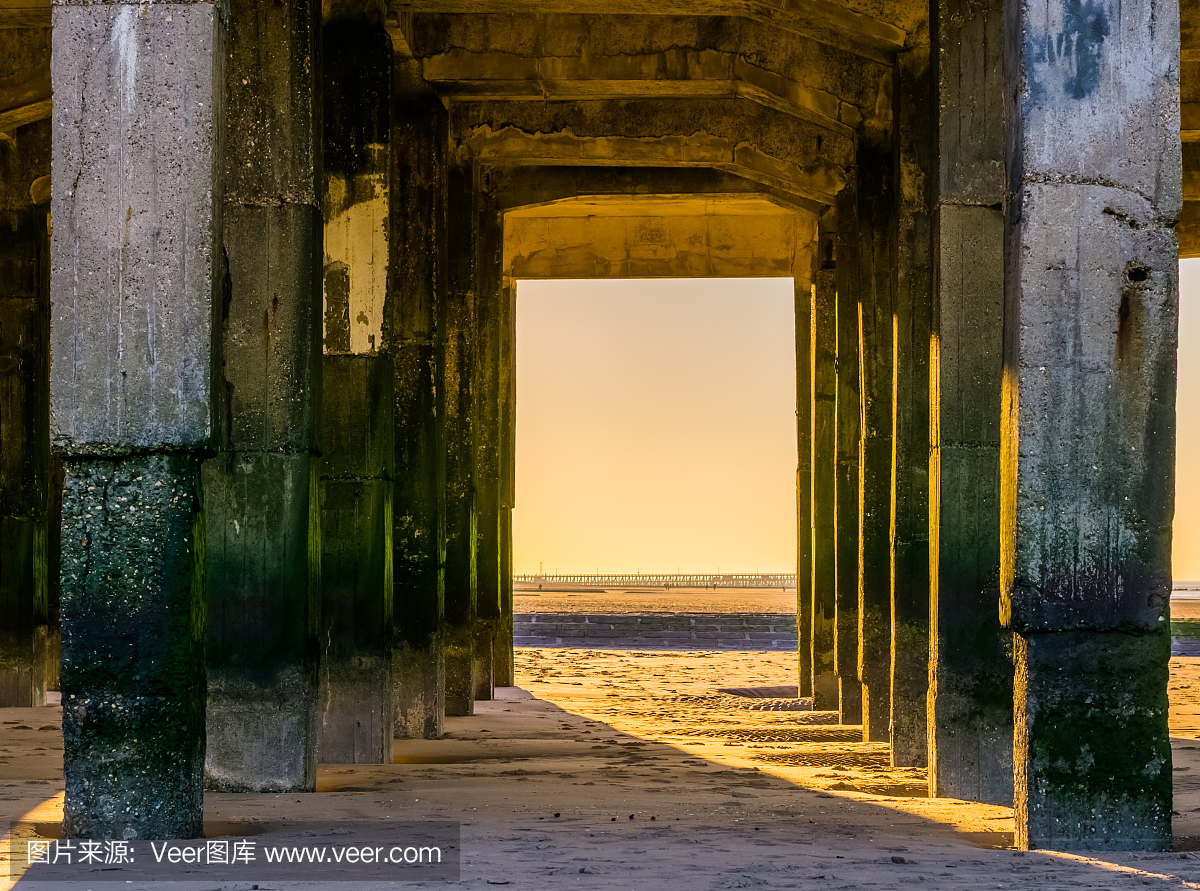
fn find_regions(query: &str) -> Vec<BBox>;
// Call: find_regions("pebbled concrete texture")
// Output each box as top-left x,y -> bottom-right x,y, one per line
58,455 -> 206,840
49,1 -> 220,455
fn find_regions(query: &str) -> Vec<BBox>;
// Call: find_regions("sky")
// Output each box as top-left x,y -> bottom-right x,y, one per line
513,268 -> 1200,580
512,278 -> 798,575
1176,260 -> 1200,581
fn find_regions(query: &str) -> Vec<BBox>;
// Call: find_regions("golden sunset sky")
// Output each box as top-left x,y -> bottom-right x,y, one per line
512,278 -> 798,575
514,269 -> 1200,581
1176,260 -> 1200,581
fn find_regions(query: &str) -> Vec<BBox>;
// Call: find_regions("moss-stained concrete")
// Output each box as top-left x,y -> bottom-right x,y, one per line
49,0 -> 219,837
811,265 -> 839,712
391,96 -> 447,739
60,456 -> 206,839
834,186 -> 862,726
1015,631 -> 1171,850
0,117 -> 52,708
443,159 -> 479,717
472,181 -> 504,702
205,0 -> 322,792
316,18 -> 395,765
890,40 -> 932,770
856,133 -> 894,744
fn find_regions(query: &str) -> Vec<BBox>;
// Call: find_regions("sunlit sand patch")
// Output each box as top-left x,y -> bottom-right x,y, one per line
2,793 -> 65,890
515,646 -> 1017,840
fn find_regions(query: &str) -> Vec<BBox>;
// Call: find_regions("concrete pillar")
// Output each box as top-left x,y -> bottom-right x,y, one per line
811,256 -> 839,712
928,0 -> 1013,804
443,159 -> 478,716
0,117 -> 51,708
472,180 -> 503,703
857,136 -> 895,744
796,271 -> 814,701
834,188 -> 863,726
891,41 -> 934,768
1003,0 -> 1179,849
392,96 -> 448,739
205,0 -> 322,792
494,280 -> 516,689
50,2 -> 219,837
316,18 -> 393,765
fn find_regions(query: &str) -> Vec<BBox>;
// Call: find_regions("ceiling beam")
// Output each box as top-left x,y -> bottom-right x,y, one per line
422,49 -> 856,134
0,0 -> 49,28
386,0 -> 907,62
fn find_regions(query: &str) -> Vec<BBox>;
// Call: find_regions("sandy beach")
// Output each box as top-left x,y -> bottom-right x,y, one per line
4,592 -> 1200,888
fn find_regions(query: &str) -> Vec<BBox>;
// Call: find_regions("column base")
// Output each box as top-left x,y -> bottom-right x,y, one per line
206,667 -> 316,792
813,670 -> 839,711
444,624 -> 475,716
839,677 -> 863,724
317,655 -> 393,763
930,626 -> 1014,805
891,616 -> 928,767
493,614 -> 514,687
473,620 -> 494,702
1015,630 -> 1171,851
861,675 -> 890,742
393,636 -> 444,739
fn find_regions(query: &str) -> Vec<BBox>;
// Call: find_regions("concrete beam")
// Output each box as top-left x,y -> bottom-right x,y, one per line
504,204 -> 816,280
0,0 -> 49,28
408,14 -> 891,129
388,1 -> 908,65
453,99 -> 852,206
491,165 -> 828,218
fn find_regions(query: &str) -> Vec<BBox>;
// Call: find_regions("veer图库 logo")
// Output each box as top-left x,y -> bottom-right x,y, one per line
7,821 -> 459,884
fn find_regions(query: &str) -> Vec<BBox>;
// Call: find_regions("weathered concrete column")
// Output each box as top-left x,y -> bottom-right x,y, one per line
891,40 -> 934,768
443,158 -> 478,716
494,280 -> 516,689
811,256 -> 839,712
928,0 -> 1013,804
316,18 -> 393,764
0,113 -> 52,708
857,135 -> 896,744
1002,0 -> 1179,849
205,0 -> 323,792
834,189 -> 863,726
796,270 -> 814,700
392,95 -> 448,739
50,2 -> 218,837
472,180 -> 503,703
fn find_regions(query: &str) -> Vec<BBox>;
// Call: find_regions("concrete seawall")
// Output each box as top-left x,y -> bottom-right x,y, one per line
514,613 -> 799,650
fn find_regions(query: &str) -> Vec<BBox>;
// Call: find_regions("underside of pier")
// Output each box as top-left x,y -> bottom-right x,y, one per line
0,0 -> 1188,851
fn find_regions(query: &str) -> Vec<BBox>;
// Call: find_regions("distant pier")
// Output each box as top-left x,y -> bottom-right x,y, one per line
514,572 -> 796,589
